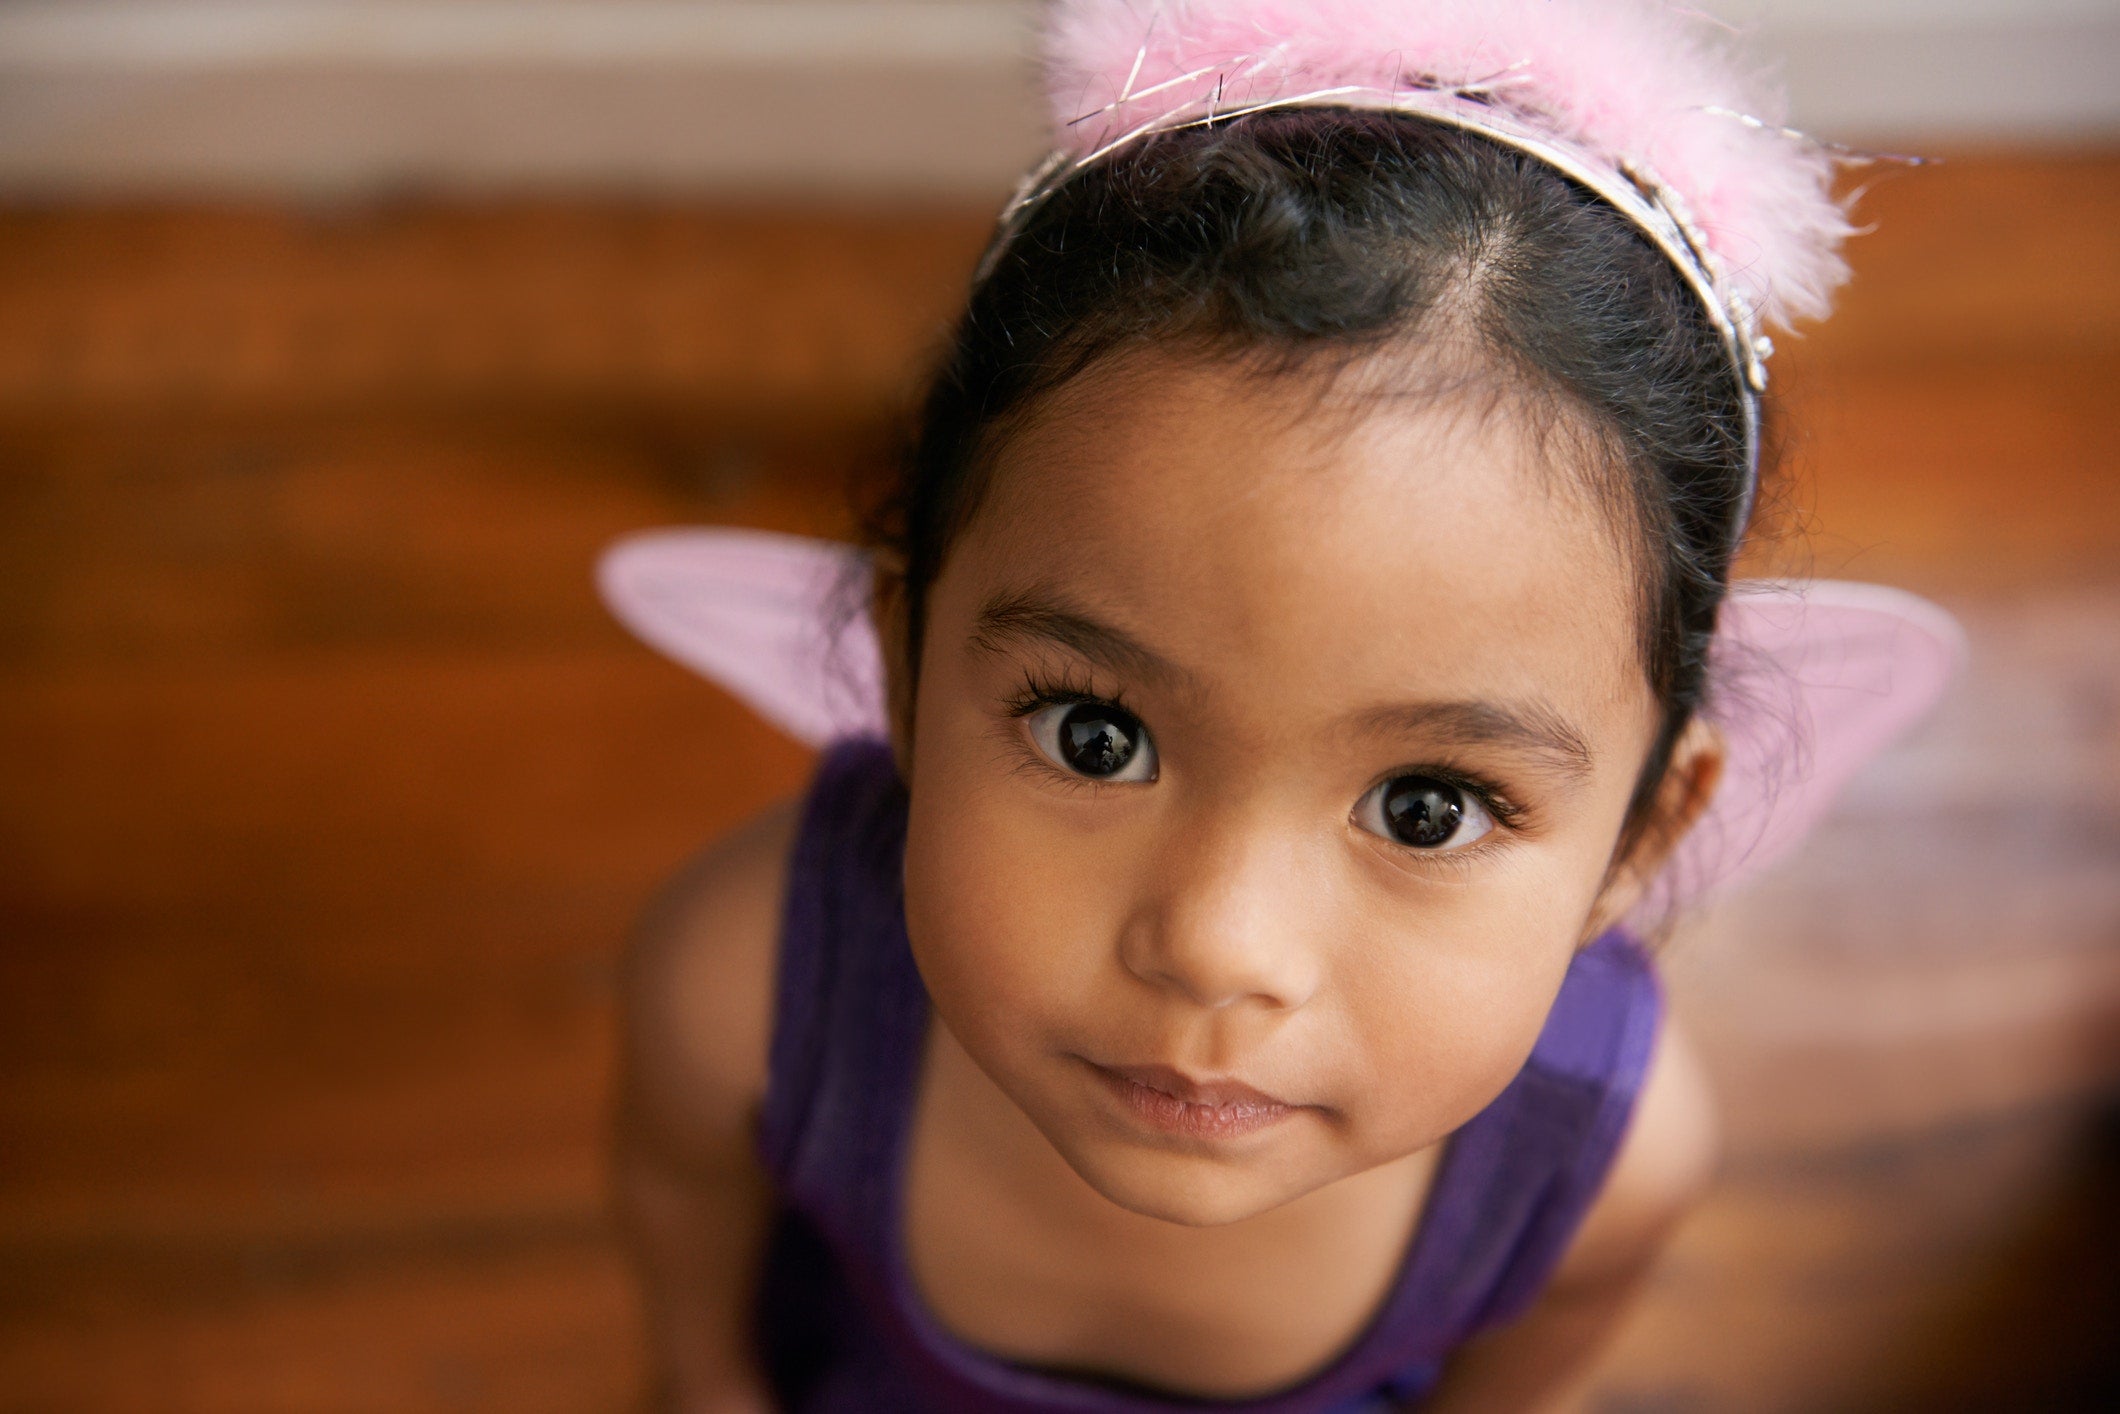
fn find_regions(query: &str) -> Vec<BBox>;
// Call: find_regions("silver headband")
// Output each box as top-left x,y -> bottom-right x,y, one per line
975,85 -> 1772,547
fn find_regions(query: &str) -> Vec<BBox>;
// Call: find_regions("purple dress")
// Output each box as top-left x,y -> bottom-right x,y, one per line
752,740 -> 1663,1412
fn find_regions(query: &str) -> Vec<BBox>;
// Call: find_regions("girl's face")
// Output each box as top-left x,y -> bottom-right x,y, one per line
900,352 -> 1672,1227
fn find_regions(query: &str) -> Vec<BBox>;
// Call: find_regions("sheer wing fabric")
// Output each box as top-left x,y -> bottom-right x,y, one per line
599,528 -> 1962,909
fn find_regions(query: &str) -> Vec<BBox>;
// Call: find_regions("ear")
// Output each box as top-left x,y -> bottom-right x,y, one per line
870,552 -> 917,780
1583,715 -> 1726,940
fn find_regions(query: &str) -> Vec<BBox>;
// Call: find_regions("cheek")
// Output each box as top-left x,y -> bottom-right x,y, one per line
901,722 -> 1117,1055
1323,868 -> 1592,1150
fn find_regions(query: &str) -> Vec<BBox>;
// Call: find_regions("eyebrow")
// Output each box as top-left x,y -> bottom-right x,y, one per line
971,588 -> 1595,780
1345,699 -> 1596,780
969,588 -> 1193,691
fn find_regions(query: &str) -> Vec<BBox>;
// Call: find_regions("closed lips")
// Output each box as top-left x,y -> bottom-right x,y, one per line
1101,1062 -> 1290,1110
1088,1059 -> 1303,1140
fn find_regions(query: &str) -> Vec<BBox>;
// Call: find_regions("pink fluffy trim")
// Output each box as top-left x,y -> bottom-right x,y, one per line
1043,0 -> 1854,329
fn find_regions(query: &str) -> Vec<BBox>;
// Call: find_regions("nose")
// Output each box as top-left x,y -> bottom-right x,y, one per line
1116,813 -> 1323,1012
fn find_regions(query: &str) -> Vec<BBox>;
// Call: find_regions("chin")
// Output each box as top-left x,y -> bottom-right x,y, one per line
1048,1127 -> 1318,1228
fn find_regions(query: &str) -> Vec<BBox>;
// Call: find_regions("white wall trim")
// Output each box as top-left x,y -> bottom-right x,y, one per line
1,1 -> 2113,197
0,2 -> 1029,69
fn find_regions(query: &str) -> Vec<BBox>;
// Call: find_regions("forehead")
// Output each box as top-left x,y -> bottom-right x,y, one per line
950,353 -> 1648,725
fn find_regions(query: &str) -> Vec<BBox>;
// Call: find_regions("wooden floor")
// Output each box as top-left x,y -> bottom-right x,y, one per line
1,152 -> 2116,1412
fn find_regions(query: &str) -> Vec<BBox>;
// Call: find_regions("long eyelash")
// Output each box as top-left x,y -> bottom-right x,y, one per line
1419,766 -> 1527,832
1366,764 -> 1528,877
1000,664 -> 1133,719
1367,763 -> 1532,851
992,666 -> 1141,795
997,670 -> 1527,841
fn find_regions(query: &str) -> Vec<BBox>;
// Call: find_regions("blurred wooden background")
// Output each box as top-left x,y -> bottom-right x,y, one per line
1,151 -> 2116,1411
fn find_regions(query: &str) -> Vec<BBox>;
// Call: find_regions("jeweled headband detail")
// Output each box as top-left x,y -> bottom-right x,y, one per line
982,0 -> 1863,543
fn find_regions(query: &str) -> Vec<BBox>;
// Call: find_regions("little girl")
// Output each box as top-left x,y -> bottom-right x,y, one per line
602,2 -> 1960,1409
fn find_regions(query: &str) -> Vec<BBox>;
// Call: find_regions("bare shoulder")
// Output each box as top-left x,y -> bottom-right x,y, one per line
1402,1013 -> 1721,1408
618,795 -> 804,1167
1554,1009 -> 1720,1286
615,798 -> 802,1407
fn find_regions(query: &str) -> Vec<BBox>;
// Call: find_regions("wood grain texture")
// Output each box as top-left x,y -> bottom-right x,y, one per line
0,152 -> 2115,1410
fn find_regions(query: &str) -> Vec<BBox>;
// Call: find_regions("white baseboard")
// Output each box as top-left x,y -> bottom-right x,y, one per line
0,1 -> 2112,198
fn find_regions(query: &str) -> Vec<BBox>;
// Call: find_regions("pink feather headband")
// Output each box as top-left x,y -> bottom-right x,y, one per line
984,0 -> 1862,539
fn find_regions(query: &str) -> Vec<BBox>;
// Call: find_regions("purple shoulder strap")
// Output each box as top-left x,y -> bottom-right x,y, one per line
1412,934 -> 1664,1336
756,739 -> 924,1220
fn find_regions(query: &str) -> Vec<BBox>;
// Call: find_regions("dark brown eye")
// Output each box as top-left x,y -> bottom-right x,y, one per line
1383,778 -> 1461,846
1356,774 -> 1493,851
1028,701 -> 1157,782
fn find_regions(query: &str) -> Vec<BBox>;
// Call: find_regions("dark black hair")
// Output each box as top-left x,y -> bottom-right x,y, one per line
872,109 -> 1757,848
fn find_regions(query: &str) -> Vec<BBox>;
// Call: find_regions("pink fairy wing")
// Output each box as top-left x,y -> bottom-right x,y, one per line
599,532 -> 1962,914
596,528 -> 887,748
1647,579 -> 1966,915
